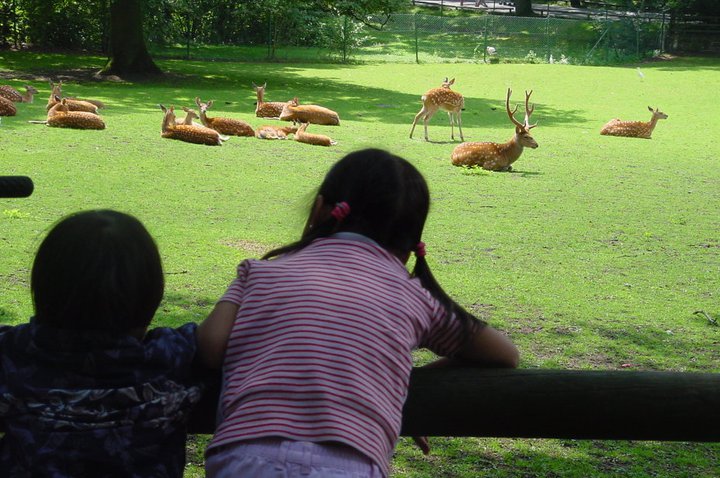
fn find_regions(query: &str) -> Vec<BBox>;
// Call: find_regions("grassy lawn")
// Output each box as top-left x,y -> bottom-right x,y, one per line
0,51 -> 718,477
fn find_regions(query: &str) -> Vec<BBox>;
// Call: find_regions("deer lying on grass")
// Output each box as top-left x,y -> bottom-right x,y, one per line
48,81 -> 105,109
294,122 -> 336,147
181,107 -> 202,126
279,98 -> 340,126
0,85 -> 39,103
46,84 -> 99,115
160,104 -> 224,145
0,96 -> 17,116
44,98 -> 106,130
451,88 -> 538,171
255,124 -> 298,140
600,107 -> 668,139
410,77 -> 465,142
253,82 -> 293,118
195,97 -> 255,136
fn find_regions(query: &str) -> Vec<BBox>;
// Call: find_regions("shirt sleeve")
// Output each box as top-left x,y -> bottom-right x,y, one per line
418,300 -> 487,358
144,322 -> 199,370
218,260 -> 252,306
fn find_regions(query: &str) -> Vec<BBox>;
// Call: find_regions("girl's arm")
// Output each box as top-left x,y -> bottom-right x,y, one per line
197,301 -> 239,369
458,325 -> 519,368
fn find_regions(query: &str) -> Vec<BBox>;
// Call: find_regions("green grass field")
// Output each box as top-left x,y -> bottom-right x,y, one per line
0,51 -> 719,477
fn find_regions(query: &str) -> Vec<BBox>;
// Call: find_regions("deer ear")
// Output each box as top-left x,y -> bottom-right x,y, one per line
195,97 -> 201,106
207,100 -> 213,107
159,104 -> 167,113
449,78 -> 455,85
648,106 -> 654,112
263,82 -> 267,89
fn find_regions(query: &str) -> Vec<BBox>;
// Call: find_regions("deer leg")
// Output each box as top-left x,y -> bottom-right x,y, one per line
448,112 -> 455,140
456,110 -> 464,142
423,113 -> 432,141
410,107 -> 427,139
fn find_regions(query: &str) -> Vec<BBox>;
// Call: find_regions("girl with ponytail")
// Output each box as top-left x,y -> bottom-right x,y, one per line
198,148 -> 518,478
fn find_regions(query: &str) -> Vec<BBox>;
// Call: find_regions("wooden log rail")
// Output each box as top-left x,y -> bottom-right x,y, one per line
189,368 -> 720,442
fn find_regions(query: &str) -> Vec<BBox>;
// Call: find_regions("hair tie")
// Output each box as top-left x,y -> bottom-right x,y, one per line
331,202 -> 351,222
415,242 -> 426,258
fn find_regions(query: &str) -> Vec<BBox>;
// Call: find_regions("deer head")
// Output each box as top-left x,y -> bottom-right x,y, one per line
195,97 -> 214,115
506,88 -> 538,149
648,106 -> 668,120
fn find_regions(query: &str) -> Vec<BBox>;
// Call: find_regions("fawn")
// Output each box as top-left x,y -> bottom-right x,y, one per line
160,105 -> 224,145
255,125 -> 298,140
253,82 -> 293,118
45,98 -> 105,130
451,89 -> 538,172
410,77 -> 465,142
0,85 -> 38,103
294,122 -> 336,147
279,98 -> 340,126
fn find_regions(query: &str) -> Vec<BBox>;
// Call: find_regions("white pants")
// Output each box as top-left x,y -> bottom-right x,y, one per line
206,438 -> 385,478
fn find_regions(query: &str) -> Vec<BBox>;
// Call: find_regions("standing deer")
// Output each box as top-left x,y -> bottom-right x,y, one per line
160,104 -> 224,145
279,98 -> 340,126
410,77 -> 465,142
195,97 -> 255,136
294,122 -> 337,147
253,82 -> 293,118
0,85 -> 39,103
600,107 -> 668,139
45,98 -> 106,130
451,89 -> 538,171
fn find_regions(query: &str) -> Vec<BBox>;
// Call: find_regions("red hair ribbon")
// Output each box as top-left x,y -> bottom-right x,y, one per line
415,242 -> 426,257
331,202 -> 351,222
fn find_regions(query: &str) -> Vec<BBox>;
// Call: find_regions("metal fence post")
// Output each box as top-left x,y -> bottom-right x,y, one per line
414,14 -> 420,64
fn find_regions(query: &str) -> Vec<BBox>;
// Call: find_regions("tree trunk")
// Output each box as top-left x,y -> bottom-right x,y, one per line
100,0 -> 161,76
514,0 -> 535,16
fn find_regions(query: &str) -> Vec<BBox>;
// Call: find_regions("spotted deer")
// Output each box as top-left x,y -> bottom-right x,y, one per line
410,77 -> 465,142
46,98 -> 105,130
160,105 -> 224,145
255,124 -> 298,140
48,81 -> 105,109
46,83 -> 99,115
253,82 -> 293,118
195,97 -> 255,136
279,98 -> 340,126
181,107 -> 201,126
294,122 -> 336,147
600,107 -> 668,139
451,89 -> 538,171
0,85 -> 39,103
0,96 -> 17,116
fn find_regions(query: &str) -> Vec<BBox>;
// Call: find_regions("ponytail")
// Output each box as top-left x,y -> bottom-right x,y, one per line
412,245 -> 486,336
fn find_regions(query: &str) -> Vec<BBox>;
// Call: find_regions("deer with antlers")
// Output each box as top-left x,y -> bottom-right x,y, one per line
451,89 -> 538,172
600,107 -> 668,139
410,77 -> 465,142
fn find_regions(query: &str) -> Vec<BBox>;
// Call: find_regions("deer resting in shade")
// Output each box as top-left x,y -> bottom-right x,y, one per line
410,77 -> 465,142
451,89 -> 538,172
0,96 -> 17,116
160,104 -> 224,145
279,98 -> 340,126
600,107 -> 668,139
0,85 -> 38,103
195,97 -> 255,136
46,81 -> 103,113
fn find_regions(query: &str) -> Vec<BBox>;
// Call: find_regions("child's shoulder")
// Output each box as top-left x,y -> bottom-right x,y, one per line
143,322 -> 198,364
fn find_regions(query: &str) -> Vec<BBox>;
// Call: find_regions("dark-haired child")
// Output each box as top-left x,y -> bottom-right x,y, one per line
198,148 -> 519,477
0,210 -> 206,477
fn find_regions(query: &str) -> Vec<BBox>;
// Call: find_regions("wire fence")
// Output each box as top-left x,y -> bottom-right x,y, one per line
149,12 -> 667,66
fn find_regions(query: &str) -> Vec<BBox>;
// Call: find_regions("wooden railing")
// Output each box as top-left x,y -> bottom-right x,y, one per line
189,368 -> 720,441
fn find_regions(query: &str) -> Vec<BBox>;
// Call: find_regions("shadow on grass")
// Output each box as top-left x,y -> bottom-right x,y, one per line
0,50 -> 588,128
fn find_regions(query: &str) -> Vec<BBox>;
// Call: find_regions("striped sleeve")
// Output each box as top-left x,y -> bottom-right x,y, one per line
419,301 -> 487,358
218,260 -> 252,306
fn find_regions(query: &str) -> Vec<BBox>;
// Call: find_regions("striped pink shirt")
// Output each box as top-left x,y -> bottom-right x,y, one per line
208,236 -> 477,475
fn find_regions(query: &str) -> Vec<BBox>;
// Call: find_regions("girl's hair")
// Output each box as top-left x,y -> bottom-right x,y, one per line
31,210 -> 164,332
265,148 -> 479,331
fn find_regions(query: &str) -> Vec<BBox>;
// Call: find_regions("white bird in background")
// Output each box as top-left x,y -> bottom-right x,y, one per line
637,67 -> 645,81
486,46 -> 497,55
